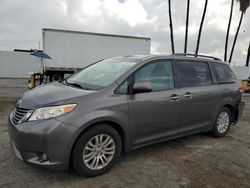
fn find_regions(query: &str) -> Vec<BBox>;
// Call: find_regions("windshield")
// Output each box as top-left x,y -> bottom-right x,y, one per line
66,58 -> 138,90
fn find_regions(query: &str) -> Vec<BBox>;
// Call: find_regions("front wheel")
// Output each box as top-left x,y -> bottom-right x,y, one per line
212,107 -> 231,138
72,125 -> 121,177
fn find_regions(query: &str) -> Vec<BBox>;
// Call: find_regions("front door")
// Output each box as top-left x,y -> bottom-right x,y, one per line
128,60 -> 181,146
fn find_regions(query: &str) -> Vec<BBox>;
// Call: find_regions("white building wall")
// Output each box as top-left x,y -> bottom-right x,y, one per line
231,66 -> 250,80
0,51 -> 40,78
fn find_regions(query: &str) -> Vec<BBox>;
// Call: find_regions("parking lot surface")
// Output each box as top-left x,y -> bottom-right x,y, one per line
0,79 -> 250,188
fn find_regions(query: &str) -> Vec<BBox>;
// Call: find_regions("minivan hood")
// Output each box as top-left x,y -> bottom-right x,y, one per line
21,82 -> 95,109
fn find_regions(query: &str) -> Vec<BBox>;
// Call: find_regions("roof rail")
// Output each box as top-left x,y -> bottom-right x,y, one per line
173,53 -> 222,61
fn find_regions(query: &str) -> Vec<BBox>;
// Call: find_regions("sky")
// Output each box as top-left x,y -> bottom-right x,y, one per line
0,0 -> 249,65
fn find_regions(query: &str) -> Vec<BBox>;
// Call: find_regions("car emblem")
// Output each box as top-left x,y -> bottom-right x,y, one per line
16,100 -> 22,107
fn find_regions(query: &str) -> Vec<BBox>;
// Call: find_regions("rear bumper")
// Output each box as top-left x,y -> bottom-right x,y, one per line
8,117 -> 78,171
233,101 -> 245,124
238,101 -> 245,118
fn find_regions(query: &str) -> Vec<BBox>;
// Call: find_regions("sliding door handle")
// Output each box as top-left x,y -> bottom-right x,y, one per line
183,92 -> 192,99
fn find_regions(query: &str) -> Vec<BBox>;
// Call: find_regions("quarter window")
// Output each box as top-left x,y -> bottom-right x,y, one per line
134,61 -> 174,91
211,63 -> 236,84
115,80 -> 129,94
176,61 -> 212,87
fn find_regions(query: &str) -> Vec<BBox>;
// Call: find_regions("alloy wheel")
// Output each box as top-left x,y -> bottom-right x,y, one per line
216,111 -> 230,134
83,134 -> 116,170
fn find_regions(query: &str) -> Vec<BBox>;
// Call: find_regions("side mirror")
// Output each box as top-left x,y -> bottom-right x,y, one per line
133,81 -> 152,94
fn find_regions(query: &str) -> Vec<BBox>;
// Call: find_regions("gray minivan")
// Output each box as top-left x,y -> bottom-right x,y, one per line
8,54 -> 244,177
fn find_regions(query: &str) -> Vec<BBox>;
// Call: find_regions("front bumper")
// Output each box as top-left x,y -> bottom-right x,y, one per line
8,117 -> 78,170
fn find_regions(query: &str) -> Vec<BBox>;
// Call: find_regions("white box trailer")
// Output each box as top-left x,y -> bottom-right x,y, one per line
42,28 -> 151,80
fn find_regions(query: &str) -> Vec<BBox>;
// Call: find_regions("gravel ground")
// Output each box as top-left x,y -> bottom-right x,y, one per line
0,79 -> 250,188
0,78 -> 27,98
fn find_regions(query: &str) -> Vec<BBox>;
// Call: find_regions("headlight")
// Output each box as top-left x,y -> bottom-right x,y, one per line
28,104 -> 77,121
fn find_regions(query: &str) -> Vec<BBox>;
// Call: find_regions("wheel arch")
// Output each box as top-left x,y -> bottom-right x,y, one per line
68,120 -> 129,168
222,104 -> 238,123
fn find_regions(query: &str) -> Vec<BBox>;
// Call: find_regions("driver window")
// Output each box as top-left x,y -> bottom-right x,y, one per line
134,61 -> 174,92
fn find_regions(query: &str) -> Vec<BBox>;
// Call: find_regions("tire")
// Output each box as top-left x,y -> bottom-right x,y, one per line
72,124 -> 122,177
52,74 -> 62,81
212,107 -> 232,138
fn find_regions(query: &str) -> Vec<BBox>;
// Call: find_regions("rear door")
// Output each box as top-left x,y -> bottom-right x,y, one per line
175,60 -> 220,134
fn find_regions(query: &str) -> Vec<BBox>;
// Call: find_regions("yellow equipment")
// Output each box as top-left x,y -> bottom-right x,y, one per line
28,73 -> 43,89
241,80 -> 249,92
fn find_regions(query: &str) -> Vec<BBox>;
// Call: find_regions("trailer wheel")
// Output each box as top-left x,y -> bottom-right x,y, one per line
52,73 -> 63,81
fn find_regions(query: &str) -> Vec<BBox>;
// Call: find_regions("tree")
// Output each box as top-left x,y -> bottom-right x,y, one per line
168,0 -> 175,54
184,0 -> 190,54
195,0 -> 208,56
229,0 -> 250,63
246,42 -> 250,67
224,0 -> 234,61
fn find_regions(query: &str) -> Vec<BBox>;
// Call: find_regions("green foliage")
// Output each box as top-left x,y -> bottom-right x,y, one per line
237,0 -> 250,13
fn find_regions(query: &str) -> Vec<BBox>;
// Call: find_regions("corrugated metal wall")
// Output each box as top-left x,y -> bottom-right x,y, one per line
0,51 -> 40,78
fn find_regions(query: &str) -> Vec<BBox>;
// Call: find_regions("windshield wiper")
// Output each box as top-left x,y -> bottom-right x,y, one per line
64,80 -> 85,89
64,80 -> 92,90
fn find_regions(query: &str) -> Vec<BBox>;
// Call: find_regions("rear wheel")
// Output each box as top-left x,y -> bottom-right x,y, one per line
212,107 -> 231,138
72,125 -> 121,177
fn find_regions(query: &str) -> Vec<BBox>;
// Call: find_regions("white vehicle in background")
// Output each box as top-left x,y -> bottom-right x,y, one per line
42,28 -> 151,81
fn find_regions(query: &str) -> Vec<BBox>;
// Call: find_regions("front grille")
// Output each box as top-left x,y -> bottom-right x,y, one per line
11,107 -> 32,125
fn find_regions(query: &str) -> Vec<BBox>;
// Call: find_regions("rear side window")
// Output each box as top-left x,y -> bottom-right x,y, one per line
176,61 -> 212,87
134,61 -> 174,91
211,63 -> 236,84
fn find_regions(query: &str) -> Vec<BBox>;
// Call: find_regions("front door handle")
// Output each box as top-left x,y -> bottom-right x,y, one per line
170,94 -> 180,102
183,92 -> 192,99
